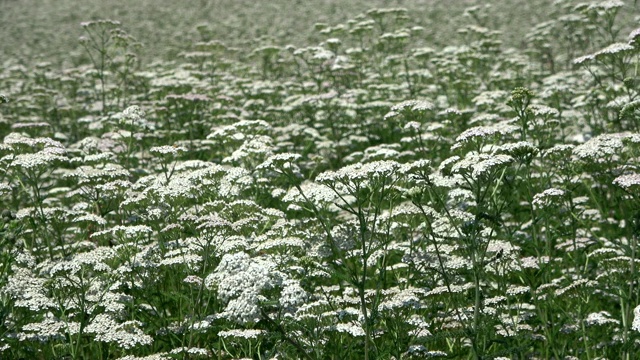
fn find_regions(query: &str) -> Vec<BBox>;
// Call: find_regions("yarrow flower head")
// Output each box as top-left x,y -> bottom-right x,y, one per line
451,123 -> 518,150
282,181 -> 337,208
218,329 -> 265,339
632,305 -> 640,332
613,173 -> 640,192
255,153 -> 302,173
85,314 -> 153,349
4,133 -> 66,151
169,347 -> 211,358
328,323 -> 366,337
316,160 -> 400,187
450,153 -> 514,181
532,188 -> 566,210
112,105 -> 154,131
384,99 -> 434,120
573,42 -> 634,65
150,145 -> 188,157
66,164 -> 130,186
0,183 -> 11,197
204,252 -> 282,324
91,225 -> 153,244
573,133 -> 626,163
19,314 -> 81,342
279,279 -> 308,312
629,27 -> 640,48
496,141 -> 538,163
10,151 -> 67,172
585,311 -> 619,326
2,268 -> 57,312
80,19 -> 121,28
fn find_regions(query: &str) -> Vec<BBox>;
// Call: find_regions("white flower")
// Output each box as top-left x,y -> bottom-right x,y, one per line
613,173 -> 640,191
629,27 -> 640,47
542,144 -> 575,159
496,141 -> 538,161
91,225 -> 153,244
450,153 -> 514,180
86,313 -> 153,349
573,53 -> 594,65
4,133 -> 65,149
169,347 -> 211,357
555,279 -> 597,296
532,188 -> 566,209
152,173 -> 198,201
331,323 -> 365,337
384,99 -> 434,120
401,159 -> 432,178
50,261 -> 83,276
451,124 -> 518,150
325,38 -> 342,46
484,296 -> 507,307
632,305 -> 640,332
469,113 -> 501,126
19,314 -> 80,342
256,153 -> 302,172
573,133 -> 625,163
81,19 -> 121,28
280,279 -> 308,311
378,287 -> 424,311
316,160 -> 400,186
255,237 -> 306,252
150,145 -> 187,156
205,252 -> 250,286
218,329 -> 265,339
196,213 -> 234,234
585,311 -> 619,326
183,275 -> 203,286
73,213 -> 108,226
403,121 -> 421,130
357,143 -> 405,163
205,252 -> 281,324
0,183 -> 12,196
506,285 -> 530,296
528,104 -> 559,118
587,0 -> 624,11
10,121 -> 49,130
114,105 -> 154,130
94,291 -> 132,315
2,268 -> 57,311
427,282 -> 474,296
593,42 -> 633,58
404,345 -> 447,357
220,292 -> 261,325
217,266 -> 268,301
160,253 -> 202,267
282,181 -> 337,206
66,164 -> 130,186
10,152 -> 66,171
222,135 -> 274,165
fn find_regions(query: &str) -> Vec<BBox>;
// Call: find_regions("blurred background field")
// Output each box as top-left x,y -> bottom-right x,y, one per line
1,0 -> 554,67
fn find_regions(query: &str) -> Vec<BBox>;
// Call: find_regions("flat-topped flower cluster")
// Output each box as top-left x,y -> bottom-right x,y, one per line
1,2 -> 640,359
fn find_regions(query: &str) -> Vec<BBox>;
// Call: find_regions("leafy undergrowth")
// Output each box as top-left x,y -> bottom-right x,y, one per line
1,2 -> 640,359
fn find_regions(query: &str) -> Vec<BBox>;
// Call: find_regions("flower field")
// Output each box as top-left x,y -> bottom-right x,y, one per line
1,1 -> 640,359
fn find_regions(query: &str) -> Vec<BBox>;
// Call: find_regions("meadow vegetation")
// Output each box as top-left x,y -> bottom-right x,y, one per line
1,0 -> 640,359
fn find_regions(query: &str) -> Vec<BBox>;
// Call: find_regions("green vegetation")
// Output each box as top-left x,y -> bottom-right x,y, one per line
0,1 -> 640,359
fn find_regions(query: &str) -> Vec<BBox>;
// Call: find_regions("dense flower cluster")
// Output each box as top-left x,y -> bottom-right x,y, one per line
1,1 -> 639,359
